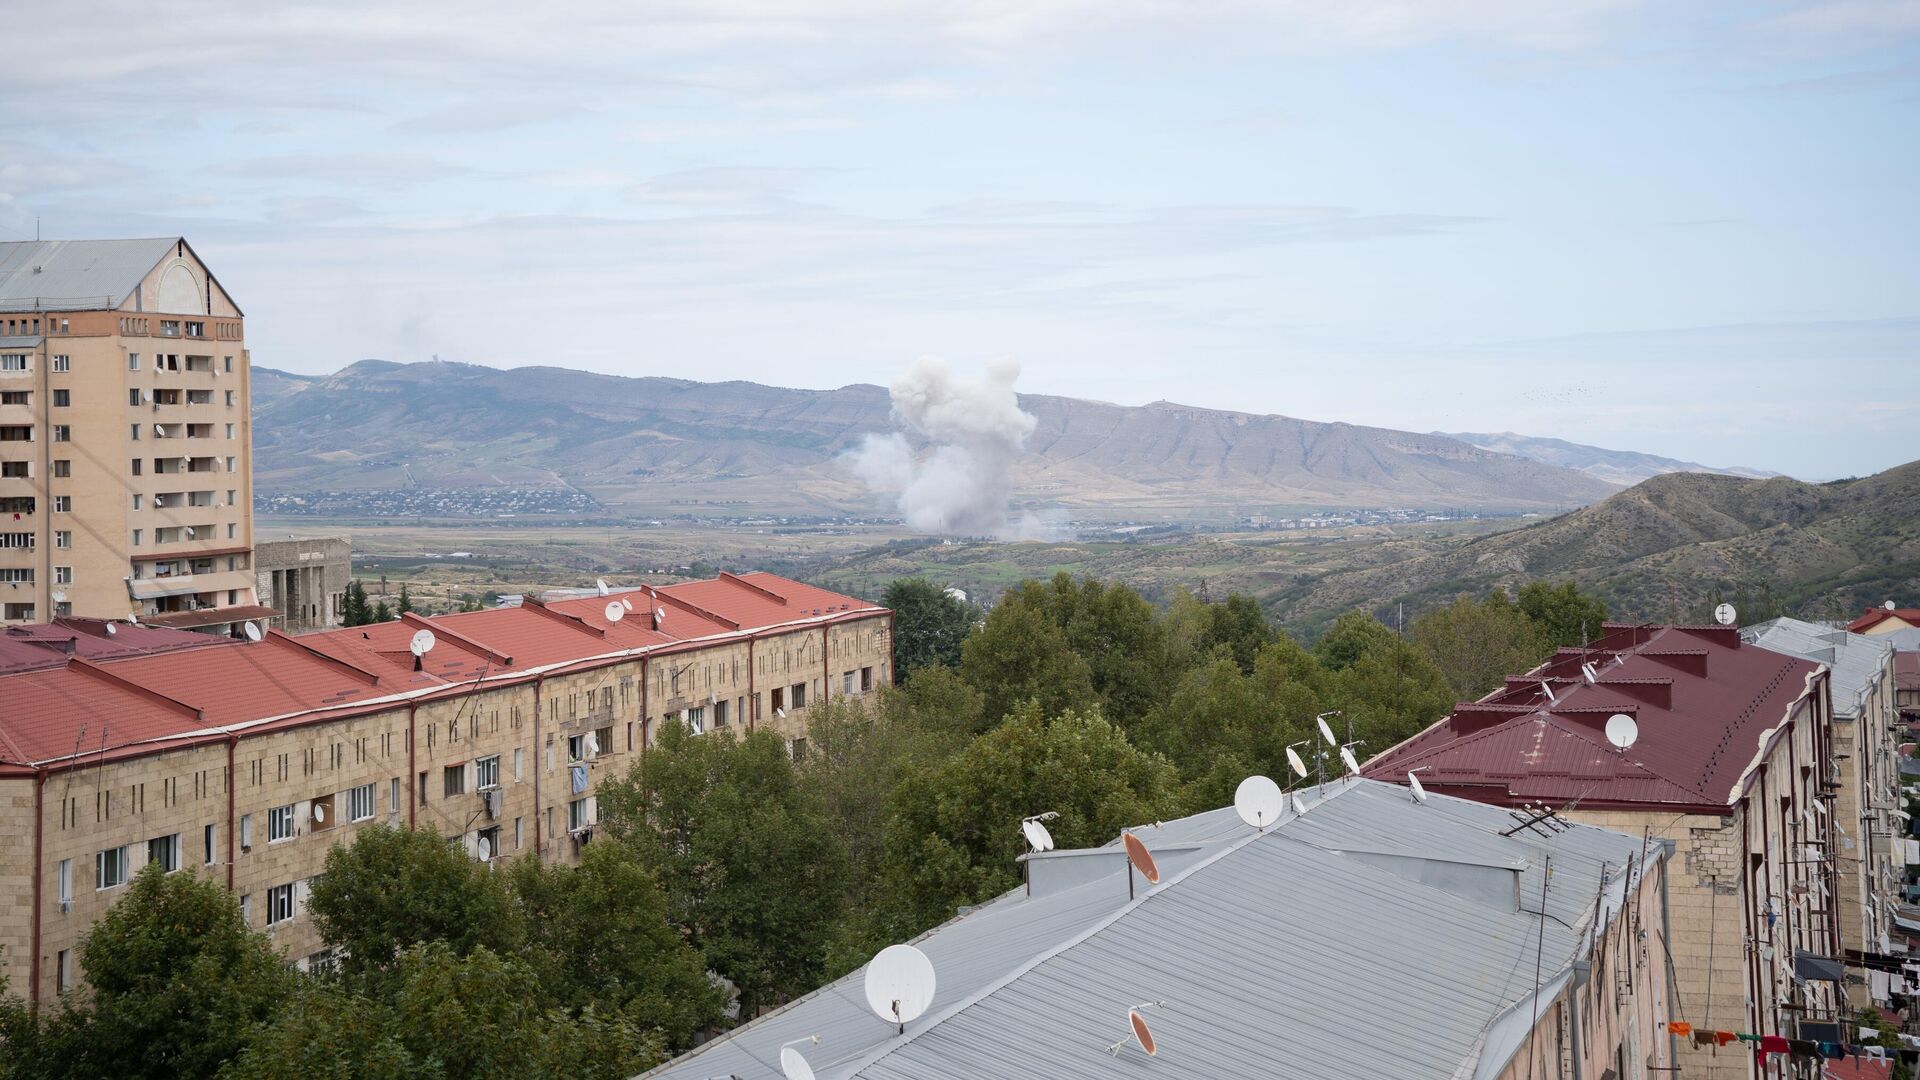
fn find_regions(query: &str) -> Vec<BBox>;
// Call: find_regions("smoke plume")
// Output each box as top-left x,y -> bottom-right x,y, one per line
846,357 -> 1039,537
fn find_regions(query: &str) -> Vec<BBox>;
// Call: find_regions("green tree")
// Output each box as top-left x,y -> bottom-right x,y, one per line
1326,617 -> 1456,756
305,825 -> 522,990
959,594 -> 1095,725
395,583 -> 414,616
1517,580 -> 1608,648
1411,592 -> 1548,699
865,707 -> 1182,943
1313,610 -> 1400,672
341,580 -> 370,627
1023,574 -> 1178,723
1198,593 -> 1276,675
506,843 -> 723,1048
372,599 -> 391,623
4,863 -> 297,1080
1133,643 -> 1327,811
881,578 -> 976,683
596,724 -> 849,1016
220,944 -> 658,1080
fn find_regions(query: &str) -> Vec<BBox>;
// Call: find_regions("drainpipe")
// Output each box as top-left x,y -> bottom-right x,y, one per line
640,656 -> 650,753
29,767 -> 44,1005
746,638 -> 755,732
226,735 -> 238,890
532,675 -> 543,857
406,702 -> 417,830
821,625 -> 830,705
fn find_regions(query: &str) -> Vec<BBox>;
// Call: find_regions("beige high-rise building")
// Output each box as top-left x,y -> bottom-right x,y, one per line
0,238 -> 265,632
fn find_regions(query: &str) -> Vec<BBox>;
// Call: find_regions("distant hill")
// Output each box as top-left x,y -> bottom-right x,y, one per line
1276,462 -> 1920,626
251,360 -> 1618,516
1437,431 -> 1779,486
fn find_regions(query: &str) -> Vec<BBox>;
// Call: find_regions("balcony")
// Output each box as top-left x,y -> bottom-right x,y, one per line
128,568 -> 255,601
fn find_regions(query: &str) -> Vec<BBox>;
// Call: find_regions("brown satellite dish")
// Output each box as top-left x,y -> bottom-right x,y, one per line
1130,1010 -> 1157,1056
1123,832 -> 1160,885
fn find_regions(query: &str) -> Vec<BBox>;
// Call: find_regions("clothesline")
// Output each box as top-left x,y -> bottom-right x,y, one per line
1665,1021 -> 1902,1063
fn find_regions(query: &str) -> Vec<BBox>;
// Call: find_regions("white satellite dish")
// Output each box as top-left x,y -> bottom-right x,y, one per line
1284,746 -> 1307,779
1886,599 -> 1897,611
312,803 -> 326,823
585,732 -> 600,757
103,623 -> 117,636
242,621 -> 262,642
478,835 -> 492,861
1580,662 -> 1597,685
152,423 -> 163,436
865,944 -> 936,1029
604,601 -> 625,623
1234,775 -> 1284,828
1316,715 -> 1337,747
776,707 -> 787,719
1408,771 -> 1429,804
1604,713 -> 1639,750
50,590 -> 65,603
1021,818 -> 1055,852
621,597 -> 634,611
184,527 -> 195,539
780,1046 -> 817,1080
1291,792 -> 1308,816
1339,745 -> 1361,776
595,578 -> 610,597
409,629 -> 436,657
1714,602 -> 1737,626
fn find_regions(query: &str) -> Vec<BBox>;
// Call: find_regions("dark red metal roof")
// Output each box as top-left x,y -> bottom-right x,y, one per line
1849,608 -> 1920,633
1363,623 -> 1823,812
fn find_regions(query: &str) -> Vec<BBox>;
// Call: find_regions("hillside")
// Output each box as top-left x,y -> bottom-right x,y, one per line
789,461 -> 1920,633
1437,431 -> 1779,486
251,360 -> 1617,517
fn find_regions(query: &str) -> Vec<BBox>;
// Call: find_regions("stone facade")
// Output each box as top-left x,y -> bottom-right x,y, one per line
1,600 -> 892,1003
253,536 -> 351,633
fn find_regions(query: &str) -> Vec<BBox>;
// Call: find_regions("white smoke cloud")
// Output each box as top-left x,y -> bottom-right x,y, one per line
846,357 -> 1038,537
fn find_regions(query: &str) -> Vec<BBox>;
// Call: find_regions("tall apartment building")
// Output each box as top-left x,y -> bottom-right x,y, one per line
0,238 -> 262,631
0,570 -> 891,1004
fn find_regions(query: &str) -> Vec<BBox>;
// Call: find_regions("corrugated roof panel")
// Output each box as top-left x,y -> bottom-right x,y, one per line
0,238 -> 177,311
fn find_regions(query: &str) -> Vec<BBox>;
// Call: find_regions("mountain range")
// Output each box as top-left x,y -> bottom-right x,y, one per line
252,360 -> 1642,518
1436,431 -> 1778,486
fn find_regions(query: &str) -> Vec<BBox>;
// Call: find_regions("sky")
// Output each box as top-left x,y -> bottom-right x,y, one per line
1,1 -> 1915,479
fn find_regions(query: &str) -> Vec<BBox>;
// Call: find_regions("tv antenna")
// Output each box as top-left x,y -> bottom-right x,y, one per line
780,1036 -> 821,1080
604,601 -> 625,624
1714,602 -> 1737,626
1233,775 -> 1283,830
864,945 -> 936,1035
1604,713 -> 1638,752
1021,812 -> 1057,853
1502,801 -> 1572,838
1106,1001 -> 1165,1058
1123,830 -> 1159,899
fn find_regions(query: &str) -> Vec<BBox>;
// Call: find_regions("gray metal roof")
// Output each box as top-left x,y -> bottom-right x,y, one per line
642,778 -> 1660,1080
0,238 -> 178,312
1743,616 -> 1893,718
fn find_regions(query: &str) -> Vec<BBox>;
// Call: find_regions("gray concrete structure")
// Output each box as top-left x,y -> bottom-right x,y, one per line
253,535 -> 350,632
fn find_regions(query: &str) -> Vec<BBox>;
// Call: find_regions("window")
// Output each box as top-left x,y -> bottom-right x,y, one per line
390,777 -> 401,812
568,796 -> 594,832
225,456 -> 235,472
475,755 -> 500,790
594,725 -> 613,758
224,356 -> 233,372
131,424 -> 141,441
50,355 -> 69,373
204,824 -> 216,865
131,529 -> 142,547
57,859 -> 72,908
227,523 -> 235,539
148,833 -> 180,873
514,817 -> 523,850
567,733 -> 587,763
51,425 -> 69,442
266,883 -> 295,926
348,782 -> 376,822
513,747 -> 523,782
131,458 -> 142,476
56,950 -> 72,995
861,666 -> 874,692
790,737 -> 807,761
770,686 -> 785,713
96,845 -> 129,889
225,389 -> 235,406
418,771 -> 428,806
128,354 -> 140,372
226,489 -> 235,505
239,894 -> 252,925
130,494 -> 141,511
715,699 -> 730,727
477,825 -> 500,862
54,566 -> 71,585
267,803 -> 296,842
0,355 -> 26,372
790,682 -> 807,709
843,670 -> 856,695
443,763 -> 466,797
240,813 -> 254,849
51,389 -> 69,407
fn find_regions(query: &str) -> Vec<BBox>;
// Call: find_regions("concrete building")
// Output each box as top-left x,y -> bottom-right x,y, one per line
0,238 -> 262,632
253,536 -> 351,632
1364,624 -> 1837,1080
1744,617 -> 1904,985
0,570 -> 891,1003
643,779 -> 1673,1080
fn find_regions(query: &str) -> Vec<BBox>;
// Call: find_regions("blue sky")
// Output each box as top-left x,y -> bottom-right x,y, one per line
2,0 -> 1915,478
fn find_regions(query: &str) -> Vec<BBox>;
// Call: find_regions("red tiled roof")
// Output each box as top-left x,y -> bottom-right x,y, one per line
1825,1054 -> 1894,1079
0,573 -> 885,769
1849,608 -> 1920,633
0,618 -> 223,674
1363,624 -> 1822,812
1895,651 -> 1920,692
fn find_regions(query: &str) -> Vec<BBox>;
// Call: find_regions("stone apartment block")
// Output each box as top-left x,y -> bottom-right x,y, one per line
1745,617 -> 1906,1002
0,571 -> 891,1002
1366,624 -> 1840,1080
253,536 -> 351,633
0,238 -> 265,632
